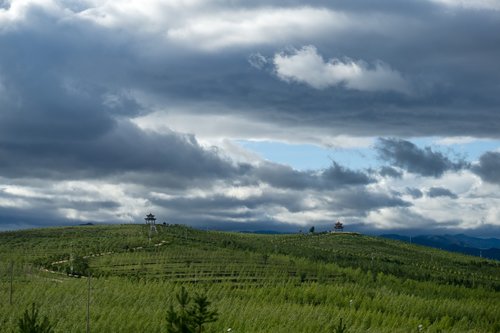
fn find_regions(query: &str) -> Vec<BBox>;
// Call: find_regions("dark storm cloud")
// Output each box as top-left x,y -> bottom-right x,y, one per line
63,200 -> 121,211
323,162 -> 374,186
329,188 -> 411,216
253,161 -> 373,190
0,187 -> 120,212
427,187 -> 458,199
150,184 -> 410,229
173,216 -> 303,234
380,207 -> 461,229
251,164 -> 316,190
472,152 -> 500,184
0,0 -> 499,143
130,1 -> 500,138
150,191 -> 309,231
0,206 -> 71,230
0,0 -> 499,234
151,191 -> 306,214
0,119 -> 245,184
0,3 -> 248,188
406,187 -> 423,199
0,205 -> 128,231
375,138 -> 469,177
1,0 -> 499,162
0,194 -> 121,231
0,1 -> 500,141
146,154 -> 407,221
379,166 -> 403,178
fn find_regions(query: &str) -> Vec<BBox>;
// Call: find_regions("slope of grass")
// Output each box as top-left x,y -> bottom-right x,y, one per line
0,224 -> 499,332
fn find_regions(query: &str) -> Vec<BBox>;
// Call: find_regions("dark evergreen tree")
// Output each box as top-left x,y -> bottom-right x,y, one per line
189,293 -> 218,333
166,287 -> 193,333
166,287 -> 218,333
18,303 -> 53,333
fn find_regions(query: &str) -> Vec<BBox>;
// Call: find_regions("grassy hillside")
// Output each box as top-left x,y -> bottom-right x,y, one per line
0,224 -> 499,332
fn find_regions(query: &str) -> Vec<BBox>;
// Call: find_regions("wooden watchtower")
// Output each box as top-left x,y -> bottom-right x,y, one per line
334,220 -> 344,232
145,213 -> 157,239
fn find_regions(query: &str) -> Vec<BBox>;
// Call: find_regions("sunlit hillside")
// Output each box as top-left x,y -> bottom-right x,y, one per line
1,225 -> 499,332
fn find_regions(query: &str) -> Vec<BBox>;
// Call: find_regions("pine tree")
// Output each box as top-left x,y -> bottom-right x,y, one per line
18,303 -> 53,333
189,293 -> 218,333
166,287 -> 193,333
166,287 -> 218,333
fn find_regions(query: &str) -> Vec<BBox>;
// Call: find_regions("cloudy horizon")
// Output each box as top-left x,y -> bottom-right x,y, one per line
1,0 -> 500,236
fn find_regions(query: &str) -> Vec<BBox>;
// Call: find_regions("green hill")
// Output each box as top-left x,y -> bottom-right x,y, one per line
0,224 -> 499,332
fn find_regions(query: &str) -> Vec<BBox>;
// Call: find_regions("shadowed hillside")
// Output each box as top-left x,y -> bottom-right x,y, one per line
381,234 -> 500,260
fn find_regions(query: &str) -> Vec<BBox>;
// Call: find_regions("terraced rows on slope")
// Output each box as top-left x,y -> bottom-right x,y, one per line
1,224 -> 499,332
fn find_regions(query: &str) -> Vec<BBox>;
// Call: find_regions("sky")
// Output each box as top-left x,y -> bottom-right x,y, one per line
1,0 -> 500,236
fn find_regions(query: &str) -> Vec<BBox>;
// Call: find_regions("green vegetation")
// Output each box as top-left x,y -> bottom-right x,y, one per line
17,303 -> 54,333
166,286 -> 218,333
332,318 -> 347,333
0,224 -> 499,332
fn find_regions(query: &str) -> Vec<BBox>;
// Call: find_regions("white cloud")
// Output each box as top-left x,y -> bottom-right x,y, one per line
274,208 -> 334,226
429,0 -> 500,11
215,139 -> 264,166
435,136 -> 480,145
367,207 -> 437,230
132,108 -> 374,149
166,7 -> 349,50
0,0 -> 68,31
76,0 -> 181,31
0,0 -> 416,58
1,1 -> 408,51
274,45 -> 410,93
219,184 -> 266,200
0,197 -> 30,208
2,185 -> 54,199
0,179 -> 147,224
2,1 -> 348,50
373,169 -> 500,230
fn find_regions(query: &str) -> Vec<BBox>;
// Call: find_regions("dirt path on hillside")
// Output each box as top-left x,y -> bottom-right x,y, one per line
40,239 -> 169,275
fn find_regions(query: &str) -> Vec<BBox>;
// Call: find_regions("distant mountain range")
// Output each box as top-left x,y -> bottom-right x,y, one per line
380,234 -> 500,261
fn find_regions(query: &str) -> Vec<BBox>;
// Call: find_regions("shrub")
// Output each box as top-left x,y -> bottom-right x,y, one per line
166,287 -> 218,333
18,303 -> 53,333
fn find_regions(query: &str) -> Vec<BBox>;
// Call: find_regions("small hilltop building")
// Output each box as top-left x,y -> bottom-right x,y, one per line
144,213 -> 157,239
333,220 -> 344,232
